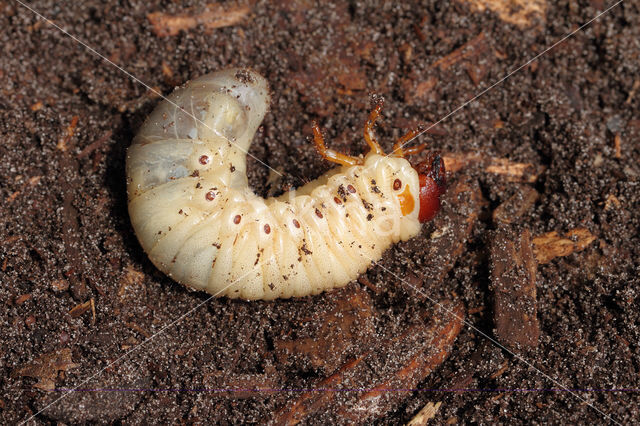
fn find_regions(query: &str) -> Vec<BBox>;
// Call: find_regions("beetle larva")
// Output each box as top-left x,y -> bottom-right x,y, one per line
127,68 -> 446,300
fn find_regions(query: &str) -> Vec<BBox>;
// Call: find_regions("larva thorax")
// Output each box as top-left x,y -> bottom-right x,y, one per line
127,68 -> 445,300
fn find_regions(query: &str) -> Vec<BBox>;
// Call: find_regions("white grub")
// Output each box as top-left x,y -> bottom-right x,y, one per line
127,68 -> 422,300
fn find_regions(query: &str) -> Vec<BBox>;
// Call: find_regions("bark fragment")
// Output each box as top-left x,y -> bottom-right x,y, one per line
12,348 -> 79,390
491,227 -> 539,349
443,152 -> 543,183
407,401 -> 442,425
532,228 -> 597,264
421,178 -> 484,287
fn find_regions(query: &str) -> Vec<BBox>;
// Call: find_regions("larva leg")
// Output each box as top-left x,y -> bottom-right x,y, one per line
392,127 -> 425,157
400,143 -> 428,156
364,100 -> 385,155
312,122 -> 364,166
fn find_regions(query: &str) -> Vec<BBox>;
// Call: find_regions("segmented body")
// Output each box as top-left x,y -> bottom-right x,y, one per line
127,68 -> 425,300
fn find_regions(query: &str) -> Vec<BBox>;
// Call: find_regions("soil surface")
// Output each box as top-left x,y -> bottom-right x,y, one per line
1,0 -> 639,424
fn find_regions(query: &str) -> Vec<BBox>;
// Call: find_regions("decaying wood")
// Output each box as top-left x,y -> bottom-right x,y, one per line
271,301 -> 465,425
443,152 -> 543,183
492,185 -> 539,224
407,401 -> 442,426
532,228 -> 597,264
274,286 -> 375,374
12,348 -> 79,390
491,227 -> 539,349
147,3 -> 250,37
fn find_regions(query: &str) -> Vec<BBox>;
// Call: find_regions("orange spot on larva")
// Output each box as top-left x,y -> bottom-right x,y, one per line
397,185 -> 415,216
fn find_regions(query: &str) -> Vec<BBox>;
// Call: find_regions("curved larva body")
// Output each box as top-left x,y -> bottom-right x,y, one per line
127,68 -> 423,300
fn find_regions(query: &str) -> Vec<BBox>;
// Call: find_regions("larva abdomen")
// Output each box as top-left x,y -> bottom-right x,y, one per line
127,68 -> 435,300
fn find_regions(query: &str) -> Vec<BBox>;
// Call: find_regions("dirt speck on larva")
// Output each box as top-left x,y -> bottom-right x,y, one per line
1,0 -> 639,424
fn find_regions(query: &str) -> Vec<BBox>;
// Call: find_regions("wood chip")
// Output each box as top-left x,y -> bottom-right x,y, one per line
51,278 -> 70,292
148,3 -> 250,37
460,0 -> 547,28
15,294 -> 32,305
443,152 -> 543,183
407,401 -> 442,426
532,228 -> 597,264
491,227 -> 539,348
30,101 -> 43,111
69,298 -> 96,324
12,348 -> 79,390
613,133 -> 622,159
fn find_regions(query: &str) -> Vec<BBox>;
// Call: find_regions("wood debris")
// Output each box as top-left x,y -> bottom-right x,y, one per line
604,194 -> 621,211
12,348 -> 79,390
30,101 -> 43,111
50,278 -> 70,292
459,0 -> 547,28
274,286 -> 375,374
625,79 -> 640,104
68,298 -> 96,324
77,130 -> 113,159
532,228 -> 597,264
271,301 -> 465,425
431,33 -> 488,71
420,178 -> 484,289
443,152 -> 543,183
613,133 -> 622,159
491,227 -> 539,349
407,401 -> 442,426
15,294 -> 31,305
56,115 -> 79,152
147,3 -> 250,37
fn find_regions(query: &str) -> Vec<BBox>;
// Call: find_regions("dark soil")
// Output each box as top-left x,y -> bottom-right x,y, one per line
1,0 -> 639,424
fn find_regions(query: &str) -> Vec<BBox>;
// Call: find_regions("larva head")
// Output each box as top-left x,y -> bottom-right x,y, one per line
414,153 -> 446,223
